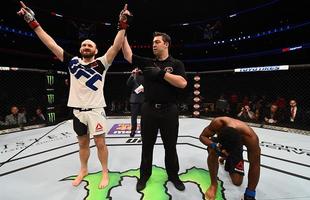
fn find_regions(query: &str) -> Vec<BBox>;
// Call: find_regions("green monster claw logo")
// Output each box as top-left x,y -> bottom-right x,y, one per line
62,166 -> 225,200
47,75 -> 55,86
47,94 -> 55,104
47,112 -> 56,123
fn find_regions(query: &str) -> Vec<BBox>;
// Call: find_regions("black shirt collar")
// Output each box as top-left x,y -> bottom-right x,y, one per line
155,55 -> 172,62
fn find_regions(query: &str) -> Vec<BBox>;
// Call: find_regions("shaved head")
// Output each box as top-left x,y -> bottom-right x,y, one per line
81,39 -> 97,48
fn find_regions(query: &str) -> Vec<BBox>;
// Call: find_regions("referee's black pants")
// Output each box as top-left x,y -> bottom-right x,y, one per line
139,102 -> 180,181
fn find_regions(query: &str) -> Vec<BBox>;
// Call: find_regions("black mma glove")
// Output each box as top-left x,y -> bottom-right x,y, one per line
243,188 -> 256,200
19,2 -> 40,29
143,66 -> 166,80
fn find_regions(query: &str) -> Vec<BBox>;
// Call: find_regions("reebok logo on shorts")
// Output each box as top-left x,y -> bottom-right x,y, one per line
234,160 -> 244,173
95,123 -> 103,132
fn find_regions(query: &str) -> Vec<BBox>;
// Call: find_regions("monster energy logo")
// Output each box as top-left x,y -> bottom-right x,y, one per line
47,112 -> 56,123
47,94 -> 55,104
46,75 -> 54,86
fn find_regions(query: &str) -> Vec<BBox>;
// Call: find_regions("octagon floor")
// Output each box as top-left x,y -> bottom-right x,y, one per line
0,118 -> 309,200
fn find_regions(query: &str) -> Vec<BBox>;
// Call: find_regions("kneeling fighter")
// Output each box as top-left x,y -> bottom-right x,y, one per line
199,116 -> 260,200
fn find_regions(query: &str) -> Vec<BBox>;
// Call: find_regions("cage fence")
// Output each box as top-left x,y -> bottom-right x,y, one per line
1,64 -> 310,133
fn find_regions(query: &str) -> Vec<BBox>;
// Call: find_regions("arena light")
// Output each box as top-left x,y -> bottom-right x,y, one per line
50,12 -> 63,18
289,46 -> 303,51
184,42 -> 309,63
184,20 -> 310,49
282,46 -> 303,52
170,0 -> 280,27
1,19 -> 308,51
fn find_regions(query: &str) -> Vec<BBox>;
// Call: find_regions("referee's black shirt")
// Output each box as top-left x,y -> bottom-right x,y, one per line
132,54 -> 186,104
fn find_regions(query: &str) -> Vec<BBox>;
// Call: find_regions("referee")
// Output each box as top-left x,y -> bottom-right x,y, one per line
122,32 -> 187,191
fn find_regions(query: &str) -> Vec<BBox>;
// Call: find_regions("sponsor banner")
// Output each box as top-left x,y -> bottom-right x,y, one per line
108,123 -> 141,135
234,65 -> 289,72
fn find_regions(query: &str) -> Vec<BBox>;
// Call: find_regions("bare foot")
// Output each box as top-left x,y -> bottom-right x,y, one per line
205,185 -> 217,200
98,171 -> 109,189
72,170 -> 88,187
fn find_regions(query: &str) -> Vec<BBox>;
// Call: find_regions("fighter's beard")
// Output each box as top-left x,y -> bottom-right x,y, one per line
81,51 -> 95,59
81,54 -> 95,59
